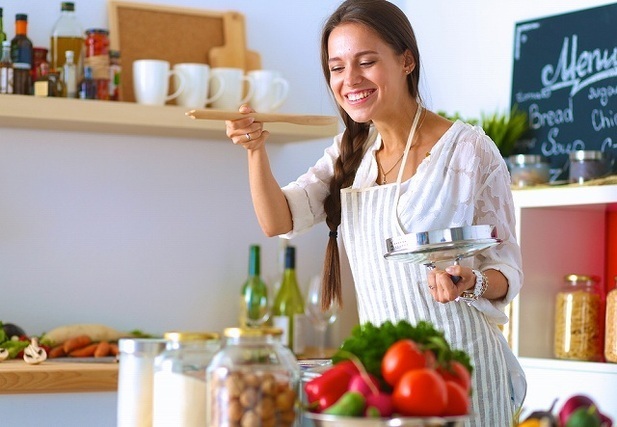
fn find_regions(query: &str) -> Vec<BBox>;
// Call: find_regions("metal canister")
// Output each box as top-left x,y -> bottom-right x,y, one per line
568,150 -> 608,184
206,327 -> 300,427
554,274 -> 602,361
84,28 -> 110,100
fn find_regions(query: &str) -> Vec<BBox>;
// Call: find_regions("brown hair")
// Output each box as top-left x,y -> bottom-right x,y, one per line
319,0 -> 421,309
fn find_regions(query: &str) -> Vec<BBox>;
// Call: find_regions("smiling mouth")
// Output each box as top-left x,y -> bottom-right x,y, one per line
346,89 -> 375,102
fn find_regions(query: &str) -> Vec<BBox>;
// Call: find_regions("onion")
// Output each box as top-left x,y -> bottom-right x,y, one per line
559,395 -> 595,426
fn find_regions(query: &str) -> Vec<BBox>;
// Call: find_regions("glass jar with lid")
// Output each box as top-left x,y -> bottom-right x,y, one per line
554,274 -> 603,361
152,331 -> 221,427
207,327 -> 300,427
508,154 -> 550,187
605,276 -> 617,363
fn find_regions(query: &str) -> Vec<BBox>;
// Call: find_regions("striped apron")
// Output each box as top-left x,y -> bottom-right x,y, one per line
339,108 -> 517,426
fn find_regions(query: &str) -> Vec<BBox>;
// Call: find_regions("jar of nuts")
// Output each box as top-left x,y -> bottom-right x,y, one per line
554,274 -> 603,362
206,327 -> 301,427
605,277 -> 617,363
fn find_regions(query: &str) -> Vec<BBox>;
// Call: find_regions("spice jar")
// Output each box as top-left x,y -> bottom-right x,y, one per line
152,331 -> 221,427
554,274 -> 603,361
508,154 -> 550,187
117,338 -> 167,427
207,327 -> 300,427
569,150 -> 608,184
605,277 -> 617,363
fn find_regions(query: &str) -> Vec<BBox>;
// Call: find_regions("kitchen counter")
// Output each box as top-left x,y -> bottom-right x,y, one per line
0,347 -> 335,395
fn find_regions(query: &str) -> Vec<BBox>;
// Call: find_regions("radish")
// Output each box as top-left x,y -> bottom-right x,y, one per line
348,372 -> 381,398
365,392 -> 394,417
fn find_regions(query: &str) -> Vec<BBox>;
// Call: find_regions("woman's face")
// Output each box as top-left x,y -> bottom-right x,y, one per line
327,22 -> 412,124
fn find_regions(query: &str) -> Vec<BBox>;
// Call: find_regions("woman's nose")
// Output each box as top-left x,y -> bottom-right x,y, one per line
344,66 -> 362,86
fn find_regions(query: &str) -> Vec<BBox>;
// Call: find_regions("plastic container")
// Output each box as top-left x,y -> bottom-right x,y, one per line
152,331 -> 220,427
554,274 -> 603,361
568,150 -> 608,184
117,338 -> 167,427
605,277 -> 617,363
508,154 -> 550,187
206,327 -> 300,427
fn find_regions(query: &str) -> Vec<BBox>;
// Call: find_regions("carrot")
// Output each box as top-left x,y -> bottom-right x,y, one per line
48,344 -> 66,358
109,343 -> 119,356
94,341 -> 110,358
63,334 -> 92,353
69,342 -> 99,357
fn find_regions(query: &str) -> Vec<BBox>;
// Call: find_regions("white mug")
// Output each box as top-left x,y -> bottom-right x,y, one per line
209,67 -> 255,110
133,59 -> 185,106
172,63 -> 224,109
247,70 -> 289,113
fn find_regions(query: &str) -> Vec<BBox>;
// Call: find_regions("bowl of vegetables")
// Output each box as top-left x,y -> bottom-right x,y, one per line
302,320 -> 473,426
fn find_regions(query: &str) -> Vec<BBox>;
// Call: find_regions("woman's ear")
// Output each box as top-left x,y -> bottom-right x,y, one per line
403,50 -> 416,73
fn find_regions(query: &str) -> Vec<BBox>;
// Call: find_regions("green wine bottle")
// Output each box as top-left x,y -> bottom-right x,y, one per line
271,246 -> 306,354
240,244 -> 270,327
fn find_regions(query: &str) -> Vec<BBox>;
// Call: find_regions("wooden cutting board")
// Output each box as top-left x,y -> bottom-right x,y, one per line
208,11 -> 261,71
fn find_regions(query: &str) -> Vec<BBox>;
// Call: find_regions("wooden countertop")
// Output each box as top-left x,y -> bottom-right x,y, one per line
0,359 -> 118,394
0,347 -> 335,395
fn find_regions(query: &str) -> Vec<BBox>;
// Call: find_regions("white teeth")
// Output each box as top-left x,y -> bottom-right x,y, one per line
347,90 -> 372,101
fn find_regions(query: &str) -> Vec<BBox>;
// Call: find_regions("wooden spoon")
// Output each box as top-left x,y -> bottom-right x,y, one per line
186,109 -> 337,126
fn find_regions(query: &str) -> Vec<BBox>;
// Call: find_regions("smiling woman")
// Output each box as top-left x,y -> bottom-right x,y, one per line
224,1 -> 525,425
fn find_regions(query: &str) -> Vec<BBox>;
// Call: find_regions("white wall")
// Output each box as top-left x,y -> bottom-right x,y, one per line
1,0 -> 615,425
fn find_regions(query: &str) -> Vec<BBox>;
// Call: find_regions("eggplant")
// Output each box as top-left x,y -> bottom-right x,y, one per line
2,322 -> 27,339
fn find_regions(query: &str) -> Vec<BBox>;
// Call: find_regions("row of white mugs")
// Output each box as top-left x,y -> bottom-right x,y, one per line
133,59 -> 289,111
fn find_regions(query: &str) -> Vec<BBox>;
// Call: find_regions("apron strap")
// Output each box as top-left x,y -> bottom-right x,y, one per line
394,105 -> 424,201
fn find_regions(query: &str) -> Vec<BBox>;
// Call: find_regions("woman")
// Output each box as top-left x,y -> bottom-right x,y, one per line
226,0 -> 526,424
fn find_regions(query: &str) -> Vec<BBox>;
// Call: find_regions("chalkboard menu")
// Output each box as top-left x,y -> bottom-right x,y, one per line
511,3 -> 617,179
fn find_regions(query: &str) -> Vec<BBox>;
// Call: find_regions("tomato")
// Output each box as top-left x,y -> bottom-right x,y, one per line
437,360 -> 471,393
381,339 -> 430,387
304,360 -> 359,407
392,368 -> 447,416
442,380 -> 470,416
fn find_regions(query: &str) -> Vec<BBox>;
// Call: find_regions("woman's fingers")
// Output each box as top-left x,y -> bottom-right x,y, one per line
225,105 -> 266,148
428,266 -> 475,303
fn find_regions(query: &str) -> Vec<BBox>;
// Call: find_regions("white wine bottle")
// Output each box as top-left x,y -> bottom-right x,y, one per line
271,246 -> 306,354
239,244 -> 270,327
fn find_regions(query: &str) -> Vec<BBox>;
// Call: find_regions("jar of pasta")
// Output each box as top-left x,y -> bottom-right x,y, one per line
206,327 -> 300,427
605,277 -> 617,363
554,274 -> 603,361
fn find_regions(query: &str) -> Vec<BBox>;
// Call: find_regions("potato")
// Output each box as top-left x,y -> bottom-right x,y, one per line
42,323 -> 133,345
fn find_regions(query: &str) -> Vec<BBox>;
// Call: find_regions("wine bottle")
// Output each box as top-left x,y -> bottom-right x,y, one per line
0,8 -> 7,44
239,244 -> 270,328
271,245 -> 306,354
10,13 -> 33,95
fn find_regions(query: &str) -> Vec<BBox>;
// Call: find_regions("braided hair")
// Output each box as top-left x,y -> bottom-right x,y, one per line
319,0 -> 421,309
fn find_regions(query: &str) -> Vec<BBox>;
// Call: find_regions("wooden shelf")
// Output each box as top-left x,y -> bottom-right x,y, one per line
0,360 -> 118,394
0,94 -> 339,143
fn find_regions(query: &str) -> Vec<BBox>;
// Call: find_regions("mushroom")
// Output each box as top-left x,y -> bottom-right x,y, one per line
0,348 -> 9,361
23,337 -> 47,365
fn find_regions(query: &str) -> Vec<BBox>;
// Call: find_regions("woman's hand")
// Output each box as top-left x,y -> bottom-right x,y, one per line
225,104 -> 269,151
427,265 -> 476,303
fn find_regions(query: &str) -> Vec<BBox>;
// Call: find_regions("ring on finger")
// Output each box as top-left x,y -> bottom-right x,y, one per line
428,285 -> 435,290
245,133 -> 252,141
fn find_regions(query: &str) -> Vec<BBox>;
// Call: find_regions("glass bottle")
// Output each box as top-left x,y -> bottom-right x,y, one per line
206,327 -> 300,427
152,331 -> 220,427
50,2 -> 83,77
605,276 -> 617,363
84,28 -> 110,100
554,274 -> 602,361
271,245 -> 306,354
10,13 -> 33,95
0,40 -> 13,94
108,49 -> 121,101
0,8 -> 7,44
63,50 -> 77,98
79,65 -> 96,99
32,47 -> 50,84
240,244 -> 270,327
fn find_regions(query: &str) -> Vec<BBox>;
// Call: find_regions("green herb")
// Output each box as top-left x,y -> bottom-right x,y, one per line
332,320 -> 473,385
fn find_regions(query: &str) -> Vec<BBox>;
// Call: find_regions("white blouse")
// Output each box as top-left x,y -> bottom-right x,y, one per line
281,120 -> 523,324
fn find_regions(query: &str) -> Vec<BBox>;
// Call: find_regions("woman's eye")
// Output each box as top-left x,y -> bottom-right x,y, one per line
360,60 -> 375,67
330,66 -> 343,73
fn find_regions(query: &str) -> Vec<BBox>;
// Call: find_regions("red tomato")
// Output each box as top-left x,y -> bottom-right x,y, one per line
437,360 -> 471,393
381,339 -> 429,387
442,380 -> 470,416
392,368 -> 447,416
